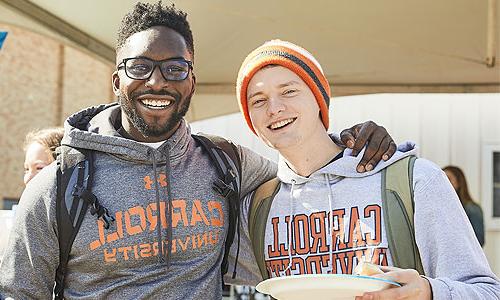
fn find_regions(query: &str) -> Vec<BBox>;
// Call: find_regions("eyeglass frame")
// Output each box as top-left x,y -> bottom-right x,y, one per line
117,57 -> 194,81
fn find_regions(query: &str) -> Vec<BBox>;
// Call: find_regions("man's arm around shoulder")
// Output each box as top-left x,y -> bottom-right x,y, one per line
237,145 -> 277,197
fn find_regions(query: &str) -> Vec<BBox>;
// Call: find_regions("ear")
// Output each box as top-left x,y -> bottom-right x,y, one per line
190,72 -> 196,95
112,71 -> 120,96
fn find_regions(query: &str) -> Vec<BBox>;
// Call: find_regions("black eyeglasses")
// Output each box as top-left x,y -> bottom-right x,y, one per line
117,57 -> 193,81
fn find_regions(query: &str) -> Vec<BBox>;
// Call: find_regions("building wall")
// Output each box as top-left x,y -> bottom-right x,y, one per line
191,93 -> 500,276
0,24 -> 114,201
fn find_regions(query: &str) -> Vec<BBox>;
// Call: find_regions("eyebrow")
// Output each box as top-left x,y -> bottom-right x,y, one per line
277,80 -> 300,88
248,91 -> 264,100
127,55 -> 187,61
248,80 -> 300,99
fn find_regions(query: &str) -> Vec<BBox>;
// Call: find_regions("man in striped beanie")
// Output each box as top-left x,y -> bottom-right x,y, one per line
237,39 -> 330,137
229,40 -> 500,300
237,39 -> 399,173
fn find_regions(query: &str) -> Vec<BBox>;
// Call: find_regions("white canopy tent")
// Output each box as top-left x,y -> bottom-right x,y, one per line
0,0 -> 498,121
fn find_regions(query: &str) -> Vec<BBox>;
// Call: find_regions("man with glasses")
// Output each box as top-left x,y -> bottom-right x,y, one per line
0,2 -> 396,299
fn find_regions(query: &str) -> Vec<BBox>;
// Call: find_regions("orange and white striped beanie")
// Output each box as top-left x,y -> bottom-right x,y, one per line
236,40 -> 331,135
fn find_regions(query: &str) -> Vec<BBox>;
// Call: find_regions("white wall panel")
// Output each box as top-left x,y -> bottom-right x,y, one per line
191,93 -> 500,276
418,97 -> 451,166
478,96 -> 500,275
480,96 -> 500,143
329,97 -> 367,133
387,95 -> 422,149
332,94 -> 422,150
450,95 -> 481,199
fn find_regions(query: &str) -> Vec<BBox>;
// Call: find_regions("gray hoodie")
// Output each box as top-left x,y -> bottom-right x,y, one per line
0,103 -> 277,299
228,142 -> 500,299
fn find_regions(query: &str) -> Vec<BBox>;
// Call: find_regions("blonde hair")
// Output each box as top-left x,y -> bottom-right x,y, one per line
24,127 -> 64,159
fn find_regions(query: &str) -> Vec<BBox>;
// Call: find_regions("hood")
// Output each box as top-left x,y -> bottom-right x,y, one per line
61,103 -> 191,266
61,103 -> 192,163
277,141 -> 418,184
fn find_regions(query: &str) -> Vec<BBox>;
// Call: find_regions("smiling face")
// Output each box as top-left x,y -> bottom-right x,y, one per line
23,142 -> 54,185
247,65 -> 326,150
112,26 -> 195,142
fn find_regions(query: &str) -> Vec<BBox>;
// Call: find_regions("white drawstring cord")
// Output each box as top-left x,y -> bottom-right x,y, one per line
281,179 -> 296,276
325,174 -> 334,274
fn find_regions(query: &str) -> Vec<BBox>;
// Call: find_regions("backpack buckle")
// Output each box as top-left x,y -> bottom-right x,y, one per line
225,169 -> 236,183
71,184 -> 85,198
213,179 -> 236,199
89,198 -> 115,229
77,187 -> 116,230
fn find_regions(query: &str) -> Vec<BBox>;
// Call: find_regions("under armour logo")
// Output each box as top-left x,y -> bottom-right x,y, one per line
144,173 -> 168,190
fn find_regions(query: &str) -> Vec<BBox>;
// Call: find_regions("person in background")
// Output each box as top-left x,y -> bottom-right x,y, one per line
23,127 -> 64,185
443,165 -> 485,246
1,128 -> 62,264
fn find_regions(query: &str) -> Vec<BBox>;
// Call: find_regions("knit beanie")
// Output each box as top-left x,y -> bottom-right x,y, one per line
236,40 -> 331,134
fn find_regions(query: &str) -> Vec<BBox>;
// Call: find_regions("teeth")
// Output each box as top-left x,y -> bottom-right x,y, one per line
141,99 -> 172,109
269,118 -> 295,130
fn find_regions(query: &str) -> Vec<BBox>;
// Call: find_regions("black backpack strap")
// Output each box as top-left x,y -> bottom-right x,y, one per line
54,146 -> 114,299
192,134 -> 241,279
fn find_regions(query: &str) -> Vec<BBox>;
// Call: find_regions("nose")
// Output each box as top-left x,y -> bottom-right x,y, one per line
266,96 -> 285,116
145,66 -> 169,90
24,170 -> 36,185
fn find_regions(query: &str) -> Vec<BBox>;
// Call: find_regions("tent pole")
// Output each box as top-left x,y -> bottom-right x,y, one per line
486,0 -> 497,67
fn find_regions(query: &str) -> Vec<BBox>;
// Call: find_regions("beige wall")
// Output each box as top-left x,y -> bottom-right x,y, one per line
0,24 -> 113,201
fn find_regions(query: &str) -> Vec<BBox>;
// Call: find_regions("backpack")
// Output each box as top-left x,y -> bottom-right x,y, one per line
248,156 -> 424,280
53,134 -> 241,299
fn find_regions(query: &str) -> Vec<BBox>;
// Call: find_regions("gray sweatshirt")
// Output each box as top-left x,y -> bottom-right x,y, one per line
227,142 -> 500,299
0,103 -> 277,299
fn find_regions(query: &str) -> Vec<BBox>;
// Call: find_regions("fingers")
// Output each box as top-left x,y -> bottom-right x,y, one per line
356,284 -> 422,300
359,269 -> 427,300
364,136 -> 396,164
382,141 -> 397,161
340,131 -> 356,149
357,131 -> 388,172
350,121 -> 376,157
377,265 -> 400,273
340,124 -> 361,149
340,120 -> 397,173
372,268 -> 420,283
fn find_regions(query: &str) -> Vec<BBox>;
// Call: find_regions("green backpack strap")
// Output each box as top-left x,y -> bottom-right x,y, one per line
248,178 -> 281,280
382,155 -> 424,275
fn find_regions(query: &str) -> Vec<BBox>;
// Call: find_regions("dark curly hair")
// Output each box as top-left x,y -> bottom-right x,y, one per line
116,1 -> 194,58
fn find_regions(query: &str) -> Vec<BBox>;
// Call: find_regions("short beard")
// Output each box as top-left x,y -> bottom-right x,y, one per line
119,91 -> 192,138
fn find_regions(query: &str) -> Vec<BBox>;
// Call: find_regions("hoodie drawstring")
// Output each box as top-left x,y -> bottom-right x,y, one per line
151,148 -> 173,267
324,174 -> 334,274
151,151 -> 165,264
282,179 -> 296,276
164,145 -> 173,268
